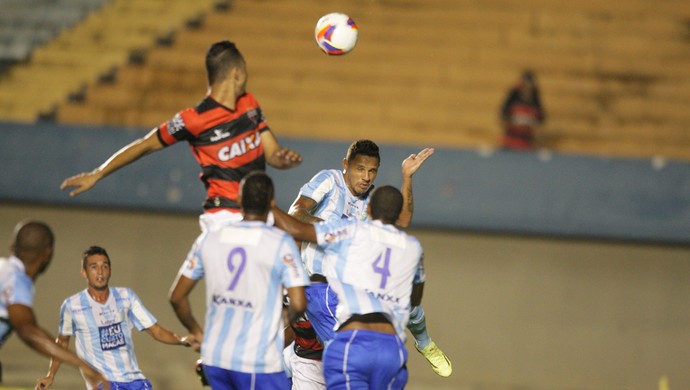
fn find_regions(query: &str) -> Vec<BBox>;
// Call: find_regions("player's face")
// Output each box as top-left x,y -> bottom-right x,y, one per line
82,254 -> 111,291
343,154 -> 379,197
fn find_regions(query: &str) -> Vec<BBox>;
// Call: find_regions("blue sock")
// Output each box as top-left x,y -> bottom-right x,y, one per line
407,306 -> 431,349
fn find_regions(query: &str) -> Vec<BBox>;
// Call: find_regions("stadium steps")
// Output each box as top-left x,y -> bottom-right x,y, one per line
0,0 -> 221,122
52,0 -> 690,161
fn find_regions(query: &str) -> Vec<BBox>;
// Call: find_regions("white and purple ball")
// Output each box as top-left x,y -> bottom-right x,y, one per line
314,12 -> 358,55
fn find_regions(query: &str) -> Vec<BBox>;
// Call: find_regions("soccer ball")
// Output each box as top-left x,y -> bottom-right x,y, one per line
314,12 -> 358,55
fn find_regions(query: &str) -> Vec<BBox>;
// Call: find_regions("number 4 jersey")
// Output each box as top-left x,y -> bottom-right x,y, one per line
314,219 -> 425,342
179,220 -> 310,373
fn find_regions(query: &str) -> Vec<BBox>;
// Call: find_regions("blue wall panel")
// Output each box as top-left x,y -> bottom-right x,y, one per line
1,121 -> 689,244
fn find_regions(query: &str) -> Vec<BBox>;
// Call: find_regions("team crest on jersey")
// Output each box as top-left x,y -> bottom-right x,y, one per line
186,256 -> 198,270
282,253 -> 302,276
99,322 -> 126,351
167,113 -> 186,136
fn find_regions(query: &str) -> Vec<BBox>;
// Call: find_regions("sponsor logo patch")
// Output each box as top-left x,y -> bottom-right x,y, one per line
167,113 -> 186,136
99,322 -> 126,351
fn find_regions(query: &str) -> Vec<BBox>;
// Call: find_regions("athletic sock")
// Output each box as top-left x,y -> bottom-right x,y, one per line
407,306 -> 431,349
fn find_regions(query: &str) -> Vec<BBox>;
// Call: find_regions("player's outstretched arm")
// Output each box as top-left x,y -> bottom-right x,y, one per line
272,206 -> 318,243
260,131 -> 302,169
60,128 -> 164,196
397,147 -> 435,228
288,196 -> 324,223
145,323 -> 199,350
9,305 -> 109,390
34,335 -> 70,390
169,273 -> 203,351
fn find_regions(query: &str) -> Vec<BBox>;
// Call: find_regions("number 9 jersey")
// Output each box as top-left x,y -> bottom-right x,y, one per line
179,220 -> 310,373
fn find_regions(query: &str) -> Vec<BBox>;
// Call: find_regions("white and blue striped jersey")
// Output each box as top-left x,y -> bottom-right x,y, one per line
0,256 -> 34,346
179,220 -> 310,373
297,169 -> 370,276
314,219 -> 425,342
59,287 -> 156,387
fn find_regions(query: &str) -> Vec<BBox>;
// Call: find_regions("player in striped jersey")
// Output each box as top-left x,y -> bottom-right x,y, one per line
273,185 -> 425,389
169,171 -> 309,390
36,246 -> 196,390
0,221 -> 109,389
60,40 -> 302,232
286,140 -> 451,384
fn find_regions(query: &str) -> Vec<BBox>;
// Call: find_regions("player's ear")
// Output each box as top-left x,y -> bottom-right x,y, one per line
342,158 -> 348,173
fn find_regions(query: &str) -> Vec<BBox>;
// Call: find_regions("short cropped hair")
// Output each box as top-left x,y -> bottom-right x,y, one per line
82,246 -> 110,270
369,185 -> 403,223
13,220 -> 54,257
345,139 -> 380,163
206,40 -> 245,85
240,171 -> 274,215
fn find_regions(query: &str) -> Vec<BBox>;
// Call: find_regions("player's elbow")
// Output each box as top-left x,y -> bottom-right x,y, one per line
168,290 -> 186,310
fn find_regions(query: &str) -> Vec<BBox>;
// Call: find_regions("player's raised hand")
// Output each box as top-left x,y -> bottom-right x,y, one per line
60,171 -> 100,197
401,147 -> 435,178
271,147 -> 303,169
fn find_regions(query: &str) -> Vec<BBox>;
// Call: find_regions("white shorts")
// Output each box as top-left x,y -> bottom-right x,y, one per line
199,209 -> 275,232
289,352 -> 325,390
199,210 -> 242,232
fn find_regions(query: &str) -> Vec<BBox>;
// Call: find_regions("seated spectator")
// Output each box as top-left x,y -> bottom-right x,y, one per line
500,70 -> 545,150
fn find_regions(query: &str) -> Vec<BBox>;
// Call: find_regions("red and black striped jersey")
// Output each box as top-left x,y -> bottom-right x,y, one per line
156,93 -> 270,212
291,319 -> 324,360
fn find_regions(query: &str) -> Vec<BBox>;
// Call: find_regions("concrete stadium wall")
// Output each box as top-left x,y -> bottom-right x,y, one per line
1,121 -> 689,244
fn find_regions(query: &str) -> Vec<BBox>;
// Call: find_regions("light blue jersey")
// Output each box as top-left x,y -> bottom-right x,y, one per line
0,256 -> 34,345
297,169 -> 369,276
179,220 -> 309,373
59,287 -> 156,388
315,219 -> 425,342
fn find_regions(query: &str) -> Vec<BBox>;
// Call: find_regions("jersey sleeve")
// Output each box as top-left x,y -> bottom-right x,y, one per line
298,170 -> 335,205
126,289 -> 157,331
313,218 -> 356,252
3,273 -> 34,308
179,232 -> 207,280
156,108 -> 197,147
278,234 -> 310,289
58,300 -> 74,336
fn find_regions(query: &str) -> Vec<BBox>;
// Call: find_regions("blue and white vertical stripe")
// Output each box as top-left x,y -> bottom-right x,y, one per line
179,220 -> 309,373
59,287 -> 156,387
315,219 -> 425,342
298,169 -> 369,276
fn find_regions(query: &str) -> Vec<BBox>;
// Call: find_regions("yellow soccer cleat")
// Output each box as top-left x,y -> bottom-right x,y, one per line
416,341 -> 452,377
